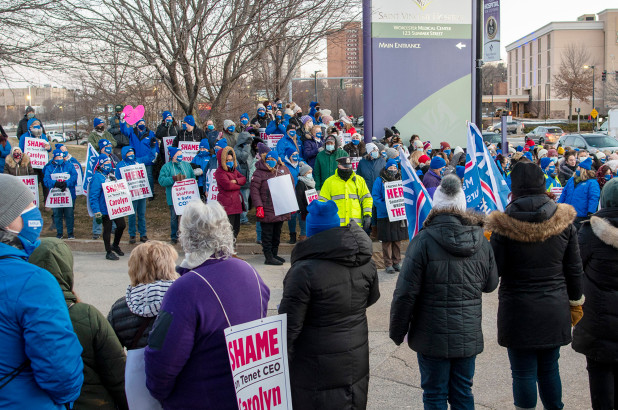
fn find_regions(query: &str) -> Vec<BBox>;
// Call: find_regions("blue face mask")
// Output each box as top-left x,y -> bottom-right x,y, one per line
277,103 -> 283,109
175,154 -> 183,162
138,123 -> 146,131
371,151 -> 379,159
315,133 -> 322,139
292,154 -> 300,162
352,139 -> 360,146
226,161 -> 234,169
427,149 -> 432,155
198,149 -> 209,157
289,130 -> 296,137
440,168 -> 445,176
266,159 -> 277,168
605,175 -> 612,181
53,158 -> 63,165
103,146 -> 112,155
276,115 -> 282,120
7,207 -> 43,256
241,119 -> 248,125
166,119 -> 172,126
267,105 -> 272,111
127,154 -> 135,161
100,162 -> 112,174
227,126 -> 235,133
182,123 -> 187,130
207,124 -> 214,131
444,149 -> 451,156
381,152 -> 387,158
547,165 -> 556,175
258,110 -> 265,117
576,170 -> 581,177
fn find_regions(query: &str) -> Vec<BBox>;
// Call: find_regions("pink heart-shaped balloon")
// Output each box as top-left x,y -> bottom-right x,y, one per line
123,105 -> 146,125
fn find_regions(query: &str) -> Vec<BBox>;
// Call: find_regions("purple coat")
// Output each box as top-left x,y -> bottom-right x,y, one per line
422,169 -> 442,198
144,257 -> 270,409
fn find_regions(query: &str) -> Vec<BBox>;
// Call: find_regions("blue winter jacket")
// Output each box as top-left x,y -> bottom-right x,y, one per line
0,242 -> 84,409
557,177 -> 601,217
43,160 -> 78,199
309,101 -> 319,118
276,135 -> 303,162
119,121 -> 158,166
283,158 -> 300,186
191,151 -> 211,187
0,141 -> 11,170
302,138 -> 322,168
88,171 -> 111,215
19,124 -> 50,153
358,156 -> 386,194
372,176 -> 389,218
115,146 -> 140,180
265,119 -> 288,135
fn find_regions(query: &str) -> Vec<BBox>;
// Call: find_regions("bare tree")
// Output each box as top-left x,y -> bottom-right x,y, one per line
481,62 -> 507,95
553,44 -> 594,122
606,74 -> 618,109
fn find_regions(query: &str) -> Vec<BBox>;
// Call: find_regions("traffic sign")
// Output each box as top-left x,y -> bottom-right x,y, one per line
591,109 -> 598,119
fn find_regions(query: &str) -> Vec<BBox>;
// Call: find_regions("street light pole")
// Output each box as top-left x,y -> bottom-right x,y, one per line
313,70 -> 321,102
584,65 -> 595,112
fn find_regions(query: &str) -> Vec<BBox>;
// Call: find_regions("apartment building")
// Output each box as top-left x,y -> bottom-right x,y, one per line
327,21 -> 363,78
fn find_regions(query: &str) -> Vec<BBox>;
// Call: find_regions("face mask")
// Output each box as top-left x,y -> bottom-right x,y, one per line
258,110 -> 265,117
13,152 -> 22,161
277,103 -> 283,109
338,167 -> 353,180
166,119 -> 172,126
427,149 -> 432,156
305,173 -> 313,180
605,175 -> 612,181
127,154 -> 135,161
197,150 -> 209,157
292,154 -> 299,162
440,168 -> 445,176
547,165 -> 556,175
601,158 -> 607,164
551,157 -> 558,163
207,124 -> 214,130
241,119 -> 248,125
444,149 -> 451,156
381,152 -> 387,158
266,159 -> 277,168
31,126 -> 42,137
276,115 -> 282,120
267,105 -> 272,111
95,126 -> 105,132
315,133 -> 322,139
175,154 -> 183,162
387,169 -> 398,177
226,161 -> 234,169
100,162 -> 112,174
370,151 -> 379,159
289,130 -> 296,137
138,124 -> 146,131
27,112 -> 35,119
576,170 -> 581,177
227,126 -> 235,133
103,146 -> 112,155
326,144 -> 335,152
352,139 -> 360,146
182,123 -> 187,130
6,207 -> 43,256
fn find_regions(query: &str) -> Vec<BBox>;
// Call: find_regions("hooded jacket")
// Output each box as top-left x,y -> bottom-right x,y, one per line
0,140 -> 11,171
250,158 -> 293,223
390,209 -> 498,358
572,208 -> 618,361
17,113 -> 46,138
302,135 -> 322,168
19,117 -> 50,152
4,148 -> 35,176
115,146 -> 139,180
313,137 -> 349,190
0,235 -> 83,409
233,131 -> 254,190
343,140 -> 366,158
486,196 -> 584,349
119,121 -> 159,166
43,158 -> 78,200
557,176 -> 601,217
357,154 -> 386,193
29,239 -> 128,410
278,225 -> 379,410
214,146 -> 246,215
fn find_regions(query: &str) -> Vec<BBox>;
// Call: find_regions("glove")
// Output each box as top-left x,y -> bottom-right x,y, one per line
94,212 -> 103,225
362,215 -> 371,231
194,168 -> 203,176
571,305 -> 583,327
54,181 -> 63,189
172,174 -> 181,182
59,181 -> 67,192
150,138 -> 157,147
256,206 -> 265,219
120,112 -> 126,120
108,174 -> 116,181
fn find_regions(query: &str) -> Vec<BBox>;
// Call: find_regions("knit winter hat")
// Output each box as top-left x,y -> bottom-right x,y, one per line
257,142 -> 270,156
257,104 -> 266,111
548,149 -> 558,157
440,141 -> 451,151
223,119 -> 235,129
523,152 -> 533,161
540,157 -> 553,170
386,148 -> 398,159
93,117 -> 105,128
301,115 -> 313,125
167,147 -> 181,159
162,111 -> 172,120
385,159 -> 398,170
579,157 -> 593,170
199,139 -> 210,149
215,139 -> 228,149
285,147 -> 298,159
306,200 -> 340,237
456,165 -> 465,179
183,115 -> 195,127
601,178 -> 618,208
284,108 -> 294,117
52,148 -> 63,159
265,150 -> 279,161
430,156 -> 446,169
557,147 -> 565,155
384,127 -> 394,139
511,162 -> 546,197
423,141 -> 432,151
0,174 -> 37,228
538,149 -> 548,159
432,174 -> 466,212
413,140 -> 424,150
595,151 -> 607,160
454,146 -> 464,156
240,113 -> 249,120
516,145 -> 524,152
419,154 -> 431,164
98,139 -> 111,150
299,162 -> 312,176
366,143 -> 377,153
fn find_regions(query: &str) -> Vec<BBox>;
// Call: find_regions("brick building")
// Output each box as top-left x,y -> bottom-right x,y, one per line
327,21 -> 363,78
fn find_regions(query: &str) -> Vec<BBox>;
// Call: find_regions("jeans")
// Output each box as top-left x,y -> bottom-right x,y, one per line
102,215 -> 125,252
128,198 -> 147,237
586,356 -> 618,410
417,353 -> 476,410
169,205 -> 179,240
240,188 -> 250,223
507,347 -> 563,410
145,164 -> 154,195
53,206 -> 75,237
256,221 -> 262,241
92,217 -> 102,235
287,211 -> 306,236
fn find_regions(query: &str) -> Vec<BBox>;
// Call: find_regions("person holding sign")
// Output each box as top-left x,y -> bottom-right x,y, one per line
213,145 -> 246,239
372,159 -> 408,274
343,132 -> 366,158
89,155 -> 126,260
172,115 -> 207,148
144,201 -> 270,409
190,139 -> 211,199
120,117 -> 159,197
4,147 -> 34,176
279,199 -> 379,410
158,147 -> 195,245
250,148 -> 293,265
116,147 -> 149,244
44,149 -> 78,239
294,162 -> 314,242
19,117 -> 51,204
250,103 -> 269,129
283,147 -> 301,244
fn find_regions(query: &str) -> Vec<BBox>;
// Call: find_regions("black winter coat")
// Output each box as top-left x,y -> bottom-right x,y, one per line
390,209 -> 498,358
573,208 -> 618,362
155,122 -> 178,140
486,195 -> 584,350
171,127 -> 207,147
279,225 -> 379,410
107,297 -> 155,350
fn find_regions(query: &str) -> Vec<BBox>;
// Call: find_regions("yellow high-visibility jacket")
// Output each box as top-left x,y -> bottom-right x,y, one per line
318,172 -> 373,226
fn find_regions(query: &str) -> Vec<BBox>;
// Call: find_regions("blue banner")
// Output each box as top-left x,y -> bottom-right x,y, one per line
399,148 -> 433,239
82,143 -> 99,194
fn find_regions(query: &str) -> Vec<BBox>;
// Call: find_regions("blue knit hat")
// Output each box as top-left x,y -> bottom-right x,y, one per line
306,200 -> 340,237
430,156 -> 446,169
97,154 -> 111,167
540,157 -> 553,170
168,146 -> 181,159
162,111 -> 172,120
385,159 -> 398,170
98,139 -> 111,150
240,113 -> 249,120
579,157 -> 593,171
523,152 -> 533,161
265,150 -> 279,160
183,115 -> 195,127
121,146 -> 134,159
199,139 -> 210,149
456,165 -> 465,179
52,148 -> 63,159
285,147 -> 297,159
93,117 -> 105,128
215,139 -> 228,149
516,145 -> 524,152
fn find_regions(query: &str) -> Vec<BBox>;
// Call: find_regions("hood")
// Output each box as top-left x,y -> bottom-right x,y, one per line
125,280 -> 175,318
504,194 -> 557,223
291,225 -> 373,267
26,117 -> 40,129
236,131 -> 253,146
589,208 -> 618,249
423,209 -> 486,257
486,200 -> 576,242
28,238 -> 75,302
217,146 -> 237,171
121,146 -> 134,160
5,152 -> 29,167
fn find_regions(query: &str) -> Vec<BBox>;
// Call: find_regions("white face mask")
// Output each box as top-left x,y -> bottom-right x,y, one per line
305,173 -> 313,180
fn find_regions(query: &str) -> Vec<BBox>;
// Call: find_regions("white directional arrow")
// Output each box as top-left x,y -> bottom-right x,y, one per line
456,42 -> 466,50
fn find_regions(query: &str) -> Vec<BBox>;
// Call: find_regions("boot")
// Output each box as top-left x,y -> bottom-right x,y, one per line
298,235 -> 307,242
370,226 -> 378,240
273,248 -> 285,263
288,232 -> 297,244
111,244 -> 125,256
264,252 -> 283,266
129,236 -> 136,244
106,251 -> 119,261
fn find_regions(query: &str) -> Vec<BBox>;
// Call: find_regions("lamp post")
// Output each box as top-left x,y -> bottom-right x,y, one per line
313,70 -> 321,101
490,83 -> 494,116
584,65 -> 595,112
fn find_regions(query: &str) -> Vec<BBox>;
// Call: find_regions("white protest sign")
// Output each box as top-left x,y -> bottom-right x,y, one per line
268,175 -> 298,216
343,132 -> 352,145
550,187 -> 563,199
24,137 -> 49,169
267,134 -> 284,149
259,128 -> 266,142
102,179 -> 134,219
45,173 -> 73,208
73,162 -> 84,196
225,314 -> 293,410
206,171 -> 219,203
178,141 -> 200,162
305,188 -> 318,205
120,163 -> 153,200
384,180 -> 406,222
163,137 -> 175,163
172,178 -> 200,215
17,175 -> 39,208
350,157 -> 361,171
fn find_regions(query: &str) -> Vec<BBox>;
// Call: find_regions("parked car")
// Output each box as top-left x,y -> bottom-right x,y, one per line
557,133 -> 618,154
525,126 -> 564,145
487,120 -> 519,134
47,131 -> 66,143
482,132 -> 501,145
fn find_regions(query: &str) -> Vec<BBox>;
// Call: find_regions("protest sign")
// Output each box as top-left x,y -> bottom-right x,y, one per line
73,162 -> 84,196
384,180 -> 406,222
268,176 -> 298,216
82,143 -> 99,195
163,137 -> 175,162
17,175 -> 39,208
305,188 -> 318,205
343,133 -> 352,145
207,171 -> 219,203
178,141 -> 200,162
267,134 -> 284,149
350,157 -> 361,171
550,187 -> 563,199
259,128 -> 266,142
24,137 -> 49,169
225,314 -> 293,410
172,178 -> 200,215
45,173 -> 73,208
102,179 -> 134,219
120,163 -> 153,200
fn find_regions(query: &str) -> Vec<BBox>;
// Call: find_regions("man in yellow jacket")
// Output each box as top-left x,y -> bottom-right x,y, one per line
319,156 -> 373,229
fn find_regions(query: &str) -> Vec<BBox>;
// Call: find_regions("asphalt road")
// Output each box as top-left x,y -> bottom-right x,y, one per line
73,251 -> 592,410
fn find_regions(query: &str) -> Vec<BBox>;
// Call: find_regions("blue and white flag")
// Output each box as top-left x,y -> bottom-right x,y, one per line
82,143 -> 99,195
465,122 -> 511,214
399,148 -> 432,239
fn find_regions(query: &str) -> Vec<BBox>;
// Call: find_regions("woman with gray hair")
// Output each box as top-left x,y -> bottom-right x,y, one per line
145,201 -> 270,409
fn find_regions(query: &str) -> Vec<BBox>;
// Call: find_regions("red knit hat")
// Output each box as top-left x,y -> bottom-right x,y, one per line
423,141 -> 432,151
419,154 -> 431,164
440,141 -> 451,151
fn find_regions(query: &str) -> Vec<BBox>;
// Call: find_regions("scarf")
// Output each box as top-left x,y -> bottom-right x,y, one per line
299,174 -> 315,189
125,280 -> 175,317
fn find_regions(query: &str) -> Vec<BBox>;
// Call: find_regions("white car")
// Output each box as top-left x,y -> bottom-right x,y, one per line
47,131 -> 66,143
